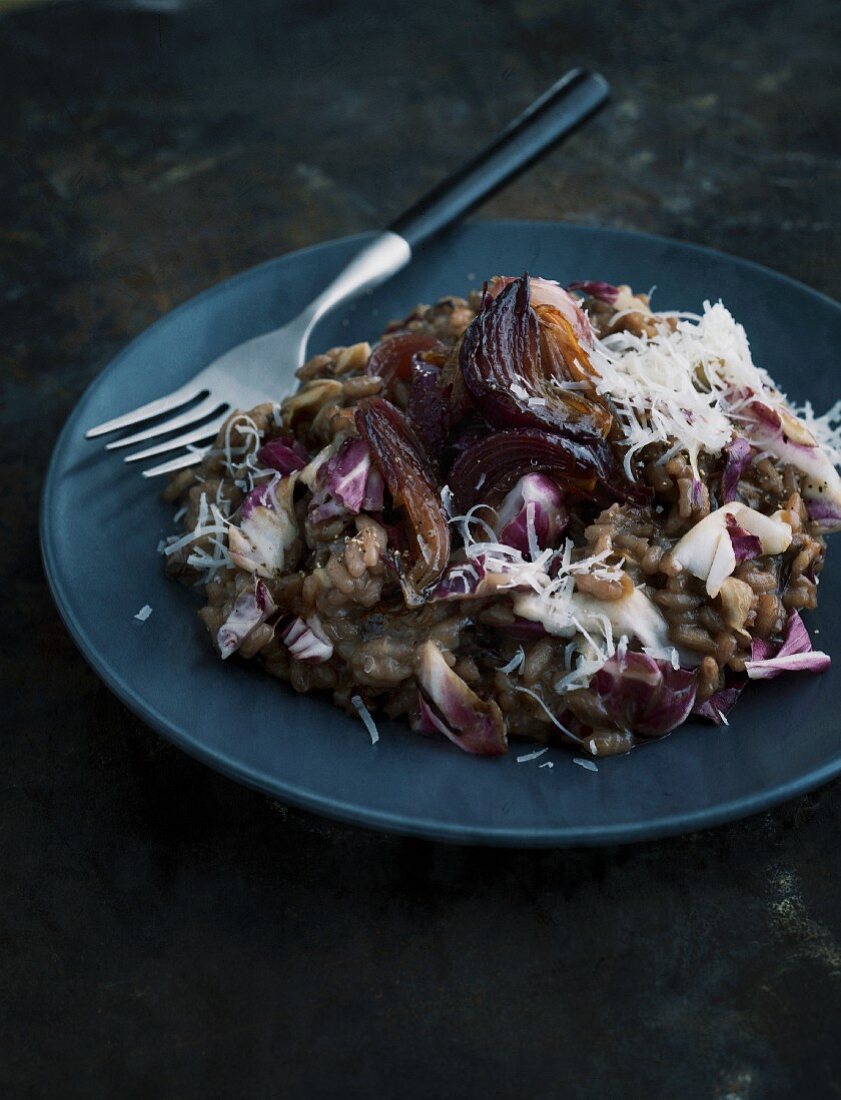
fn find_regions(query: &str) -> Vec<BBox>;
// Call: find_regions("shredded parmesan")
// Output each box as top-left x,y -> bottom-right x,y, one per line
573,757 -> 599,772
591,301 -> 773,477
790,398 -> 841,466
162,491 -> 234,584
498,647 -> 525,676
351,694 -> 380,744
516,747 -> 549,763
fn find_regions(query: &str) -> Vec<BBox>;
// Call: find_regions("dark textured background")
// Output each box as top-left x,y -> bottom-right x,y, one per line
3,1 -> 841,1096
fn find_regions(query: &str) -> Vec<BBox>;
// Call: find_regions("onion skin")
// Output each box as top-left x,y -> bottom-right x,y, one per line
355,397 -> 450,604
448,427 -> 648,514
365,332 -> 444,397
459,275 -> 612,443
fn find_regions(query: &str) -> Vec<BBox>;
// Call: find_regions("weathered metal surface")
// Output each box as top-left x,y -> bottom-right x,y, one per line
2,1 -> 840,1095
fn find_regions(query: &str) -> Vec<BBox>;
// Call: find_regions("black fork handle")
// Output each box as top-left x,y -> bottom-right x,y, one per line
388,69 -> 610,252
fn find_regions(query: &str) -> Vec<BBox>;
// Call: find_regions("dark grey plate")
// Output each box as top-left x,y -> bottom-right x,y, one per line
40,222 -> 841,845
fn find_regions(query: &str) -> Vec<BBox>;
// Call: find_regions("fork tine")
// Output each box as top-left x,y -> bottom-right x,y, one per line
142,450 -> 207,478
123,412 -> 229,463
104,396 -> 226,451
85,384 -> 205,439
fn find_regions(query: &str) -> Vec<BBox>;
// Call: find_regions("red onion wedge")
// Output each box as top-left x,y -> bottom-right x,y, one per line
355,397 -> 450,604
407,359 -> 451,461
448,427 -> 648,514
366,331 -> 446,398
460,275 -> 613,444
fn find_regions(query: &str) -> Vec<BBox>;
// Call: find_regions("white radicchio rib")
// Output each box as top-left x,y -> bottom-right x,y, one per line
228,476 -> 298,577
281,616 -> 333,663
217,580 -> 275,659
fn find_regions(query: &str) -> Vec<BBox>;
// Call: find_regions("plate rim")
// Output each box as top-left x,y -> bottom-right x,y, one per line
40,220 -> 841,846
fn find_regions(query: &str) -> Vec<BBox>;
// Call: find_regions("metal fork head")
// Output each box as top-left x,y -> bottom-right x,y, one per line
85,232 -> 412,476
84,316 -> 312,475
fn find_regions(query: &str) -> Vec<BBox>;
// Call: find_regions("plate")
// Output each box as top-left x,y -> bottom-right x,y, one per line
40,222 -> 841,845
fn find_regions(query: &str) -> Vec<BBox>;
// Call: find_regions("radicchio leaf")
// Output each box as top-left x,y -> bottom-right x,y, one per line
738,396 -> 841,522
591,651 -> 698,738
807,499 -> 841,533
692,682 -> 745,725
355,397 -> 450,604
281,616 -> 333,663
745,610 -> 830,679
308,438 -> 384,523
217,580 -> 276,659
414,640 -> 507,755
427,559 -> 486,601
722,436 -> 752,503
459,275 -> 613,443
230,477 -> 298,577
258,436 -> 309,475
566,280 -> 620,305
494,474 -> 567,558
725,512 -> 762,562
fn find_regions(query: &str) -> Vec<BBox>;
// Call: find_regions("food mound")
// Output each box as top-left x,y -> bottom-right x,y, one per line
162,275 -> 840,757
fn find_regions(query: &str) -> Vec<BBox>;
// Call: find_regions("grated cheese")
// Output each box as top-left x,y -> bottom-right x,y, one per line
516,747 -> 549,763
351,694 -> 380,744
573,757 -> 599,772
591,302 -> 773,477
790,398 -> 841,466
498,646 -> 525,676
162,491 -> 234,584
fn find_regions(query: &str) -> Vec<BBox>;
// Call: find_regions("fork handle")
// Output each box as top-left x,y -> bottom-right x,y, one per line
300,69 -> 609,342
388,68 -> 610,251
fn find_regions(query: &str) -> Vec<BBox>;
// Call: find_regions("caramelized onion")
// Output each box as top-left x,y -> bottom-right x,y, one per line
448,427 -> 647,514
355,397 -> 450,604
407,359 -> 450,461
460,275 -> 612,443
365,332 -> 444,395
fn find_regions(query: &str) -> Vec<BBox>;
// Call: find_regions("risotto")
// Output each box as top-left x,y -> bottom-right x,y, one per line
161,275 -> 841,757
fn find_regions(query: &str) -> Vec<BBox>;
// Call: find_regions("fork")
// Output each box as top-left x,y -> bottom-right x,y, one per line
86,69 -> 609,477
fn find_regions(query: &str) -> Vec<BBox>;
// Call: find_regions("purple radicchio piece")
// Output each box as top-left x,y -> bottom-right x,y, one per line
217,580 -> 276,660
745,610 -> 830,679
806,499 -> 841,533
725,512 -> 762,562
426,558 -> 486,602
258,436 -> 309,475
280,616 -> 333,663
414,640 -> 507,755
308,438 -> 385,523
230,477 -> 298,577
692,682 -> 745,725
722,436 -> 753,503
566,280 -> 620,305
591,650 -> 698,738
494,474 -> 568,559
